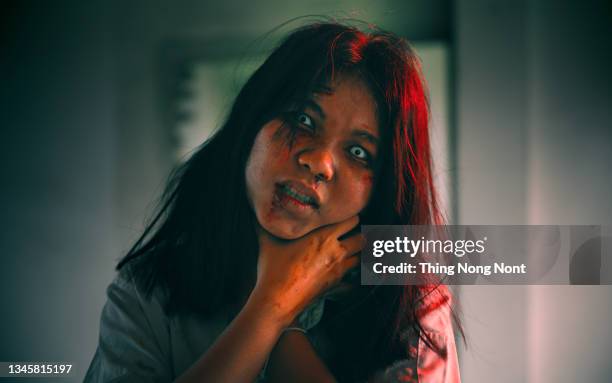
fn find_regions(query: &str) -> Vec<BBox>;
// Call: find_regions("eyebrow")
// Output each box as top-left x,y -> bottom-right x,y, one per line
352,129 -> 379,146
305,98 -> 380,145
304,99 -> 326,120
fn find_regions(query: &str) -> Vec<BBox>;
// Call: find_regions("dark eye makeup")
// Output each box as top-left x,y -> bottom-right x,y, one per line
283,108 -> 376,167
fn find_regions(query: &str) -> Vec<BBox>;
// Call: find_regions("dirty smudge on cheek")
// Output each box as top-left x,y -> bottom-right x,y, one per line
362,173 -> 374,186
355,173 -> 376,207
265,205 -> 277,222
278,144 -> 291,162
359,173 -> 375,199
271,119 -> 314,158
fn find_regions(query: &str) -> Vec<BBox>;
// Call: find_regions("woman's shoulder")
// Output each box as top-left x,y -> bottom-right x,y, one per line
112,259 -> 138,291
416,284 -> 453,316
115,253 -> 169,302
413,284 -> 461,383
108,256 -> 171,333
84,257 -> 174,382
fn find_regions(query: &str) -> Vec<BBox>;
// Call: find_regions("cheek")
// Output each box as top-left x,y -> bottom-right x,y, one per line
362,174 -> 374,186
263,122 -> 299,163
358,174 -> 374,206
279,144 -> 291,162
246,133 -> 275,202
245,149 -> 266,188
358,170 -> 375,193
247,125 -> 285,179
360,174 -> 375,202
336,172 -> 375,213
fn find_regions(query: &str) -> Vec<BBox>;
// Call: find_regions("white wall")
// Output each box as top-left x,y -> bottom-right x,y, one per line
0,2 -> 119,379
457,1 -> 612,382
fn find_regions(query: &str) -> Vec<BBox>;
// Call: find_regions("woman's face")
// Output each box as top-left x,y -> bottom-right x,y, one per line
245,76 -> 379,239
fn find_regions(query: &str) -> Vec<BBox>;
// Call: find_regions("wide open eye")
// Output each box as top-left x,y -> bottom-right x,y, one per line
296,112 -> 314,129
349,145 -> 370,161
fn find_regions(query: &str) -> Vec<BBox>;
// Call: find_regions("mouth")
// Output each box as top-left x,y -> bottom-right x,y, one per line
275,182 -> 320,209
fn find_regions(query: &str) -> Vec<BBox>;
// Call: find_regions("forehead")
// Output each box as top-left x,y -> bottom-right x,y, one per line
310,76 -> 379,135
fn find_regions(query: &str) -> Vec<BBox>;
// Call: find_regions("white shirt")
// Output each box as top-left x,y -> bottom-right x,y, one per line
84,263 -> 460,382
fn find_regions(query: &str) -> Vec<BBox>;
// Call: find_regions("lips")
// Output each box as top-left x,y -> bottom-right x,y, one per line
276,181 -> 321,208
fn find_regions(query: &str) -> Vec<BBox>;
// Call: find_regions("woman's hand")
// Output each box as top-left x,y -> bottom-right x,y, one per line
252,215 -> 363,326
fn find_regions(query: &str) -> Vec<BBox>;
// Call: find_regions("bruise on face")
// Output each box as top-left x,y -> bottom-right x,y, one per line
270,117 -> 311,164
362,173 -> 374,185
265,205 -> 277,222
278,140 -> 291,162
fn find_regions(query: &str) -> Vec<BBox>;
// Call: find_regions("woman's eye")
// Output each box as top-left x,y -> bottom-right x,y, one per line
296,113 -> 314,129
349,145 -> 370,161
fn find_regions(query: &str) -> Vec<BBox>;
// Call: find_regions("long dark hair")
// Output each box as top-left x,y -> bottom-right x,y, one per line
118,20 -> 461,381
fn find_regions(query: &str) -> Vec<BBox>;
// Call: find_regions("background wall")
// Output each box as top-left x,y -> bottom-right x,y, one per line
1,0 -> 610,381
1,3 -> 119,380
456,1 -> 612,382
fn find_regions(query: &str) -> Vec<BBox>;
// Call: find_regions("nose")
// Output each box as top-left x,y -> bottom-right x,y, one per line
297,148 -> 334,182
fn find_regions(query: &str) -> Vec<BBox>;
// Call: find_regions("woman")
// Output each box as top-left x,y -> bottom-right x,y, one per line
85,21 -> 462,382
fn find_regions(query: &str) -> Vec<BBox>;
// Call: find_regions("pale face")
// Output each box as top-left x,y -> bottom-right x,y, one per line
245,76 -> 379,239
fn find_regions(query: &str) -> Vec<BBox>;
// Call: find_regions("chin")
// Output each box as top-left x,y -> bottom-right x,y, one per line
260,219 -> 312,240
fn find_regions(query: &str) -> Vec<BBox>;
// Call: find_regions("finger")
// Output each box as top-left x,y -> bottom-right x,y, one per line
339,233 -> 365,258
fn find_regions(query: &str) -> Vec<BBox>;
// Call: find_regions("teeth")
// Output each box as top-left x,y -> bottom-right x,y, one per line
282,185 -> 315,205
